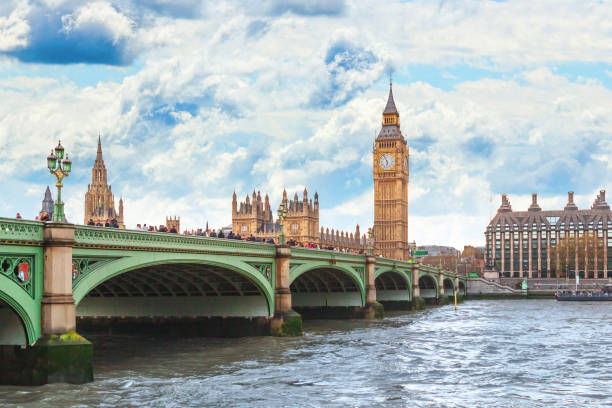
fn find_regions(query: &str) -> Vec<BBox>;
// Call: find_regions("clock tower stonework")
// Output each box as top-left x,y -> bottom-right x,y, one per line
373,82 -> 409,260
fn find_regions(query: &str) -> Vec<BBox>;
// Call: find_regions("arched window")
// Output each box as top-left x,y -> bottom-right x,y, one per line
292,223 -> 298,234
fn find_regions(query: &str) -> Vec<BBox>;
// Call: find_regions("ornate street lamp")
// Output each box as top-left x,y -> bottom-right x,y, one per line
367,227 -> 374,256
277,203 -> 287,245
47,140 -> 71,222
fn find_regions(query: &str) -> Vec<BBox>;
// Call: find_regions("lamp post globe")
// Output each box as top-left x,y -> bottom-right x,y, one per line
55,140 -> 65,160
47,140 -> 71,222
62,155 -> 72,173
47,150 -> 57,171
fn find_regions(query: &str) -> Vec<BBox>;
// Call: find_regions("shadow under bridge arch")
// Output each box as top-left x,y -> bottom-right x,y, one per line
73,253 -> 275,331
375,269 -> 412,311
418,273 -> 439,304
0,298 -> 31,346
443,278 -> 455,296
290,262 -> 365,319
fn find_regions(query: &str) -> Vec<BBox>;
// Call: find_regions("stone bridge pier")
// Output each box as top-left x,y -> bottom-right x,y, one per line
270,245 -> 302,336
1,223 -> 93,386
364,255 -> 384,319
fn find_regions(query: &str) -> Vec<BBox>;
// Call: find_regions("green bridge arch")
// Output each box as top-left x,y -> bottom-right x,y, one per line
289,261 -> 366,306
442,277 -> 456,295
0,279 -> 39,345
374,268 -> 413,300
72,251 -> 275,316
418,271 -> 439,297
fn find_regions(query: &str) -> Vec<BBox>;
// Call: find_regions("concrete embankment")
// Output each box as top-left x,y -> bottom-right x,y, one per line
467,277 -> 528,299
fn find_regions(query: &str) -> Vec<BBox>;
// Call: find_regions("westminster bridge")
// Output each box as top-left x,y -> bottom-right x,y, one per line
0,218 -> 466,385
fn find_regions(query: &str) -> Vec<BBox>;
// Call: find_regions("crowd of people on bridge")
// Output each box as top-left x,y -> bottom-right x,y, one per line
87,218 -> 121,228
136,224 -> 365,253
13,212 -> 365,254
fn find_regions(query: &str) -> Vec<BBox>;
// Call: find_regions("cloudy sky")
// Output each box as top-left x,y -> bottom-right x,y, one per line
1,0 -> 611,249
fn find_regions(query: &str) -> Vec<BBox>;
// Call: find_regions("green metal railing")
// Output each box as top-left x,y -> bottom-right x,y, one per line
0,218 -> 44,242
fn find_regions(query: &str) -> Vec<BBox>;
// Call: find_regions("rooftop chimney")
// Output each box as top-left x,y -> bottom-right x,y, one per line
564,191 -> 578,211
498,194 -> 512,213
528,192 -> 541,211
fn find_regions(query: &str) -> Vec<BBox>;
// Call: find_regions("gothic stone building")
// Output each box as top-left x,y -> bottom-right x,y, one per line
84,136 -> 125,228
485,191 -> 612,279
373,82 -> 410,260
232,188 -> 365,250
232,190 -> 276,237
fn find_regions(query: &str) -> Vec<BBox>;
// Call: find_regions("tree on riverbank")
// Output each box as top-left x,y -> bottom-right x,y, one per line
551,234 -> 604,277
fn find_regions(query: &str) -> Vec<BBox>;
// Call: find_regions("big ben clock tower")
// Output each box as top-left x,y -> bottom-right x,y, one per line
373,81 -> 409,260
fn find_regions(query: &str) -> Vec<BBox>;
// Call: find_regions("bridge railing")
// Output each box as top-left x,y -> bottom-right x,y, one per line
290,246 -> 366,263
0,217 -> 44,243
73,225 -> 277,256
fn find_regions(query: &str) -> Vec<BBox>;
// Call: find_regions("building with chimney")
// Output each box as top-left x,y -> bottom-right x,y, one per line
41,186 -> 54,218
485,190 -> 612,279
84,136 -> 125,228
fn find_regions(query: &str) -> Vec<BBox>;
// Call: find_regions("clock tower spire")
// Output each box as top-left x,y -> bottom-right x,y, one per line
372,80 -> 409,260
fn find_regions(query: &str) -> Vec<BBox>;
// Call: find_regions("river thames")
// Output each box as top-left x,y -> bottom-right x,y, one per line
1,300 -> 610,407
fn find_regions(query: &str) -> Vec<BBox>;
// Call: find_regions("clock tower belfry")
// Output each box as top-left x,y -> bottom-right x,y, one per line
373,81 -> 409,260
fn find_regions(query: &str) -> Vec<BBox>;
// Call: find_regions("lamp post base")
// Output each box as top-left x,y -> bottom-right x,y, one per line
52,202 -> 65,222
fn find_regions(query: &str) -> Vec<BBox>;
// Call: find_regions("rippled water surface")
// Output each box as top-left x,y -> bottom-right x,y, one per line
1,300 -> 611,407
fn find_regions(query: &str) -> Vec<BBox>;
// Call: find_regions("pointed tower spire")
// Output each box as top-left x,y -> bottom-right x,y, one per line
378,77 -> 401,140
96,133 -> 103,162
384,79 -> 398,114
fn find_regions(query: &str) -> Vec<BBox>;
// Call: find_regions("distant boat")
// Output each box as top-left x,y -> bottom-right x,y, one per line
556,285 -> 612,301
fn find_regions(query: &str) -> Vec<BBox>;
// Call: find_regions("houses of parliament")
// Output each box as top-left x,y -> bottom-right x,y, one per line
232,82 -> 410,259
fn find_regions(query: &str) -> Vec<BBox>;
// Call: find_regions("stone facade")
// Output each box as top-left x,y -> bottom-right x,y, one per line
282,188 -> 319,244
373,82 -> 410,260
41,186 -> 54,218
232,190 -> 276,237
83,137 -> 125,228
485,191 -> 612,279
319,225 -> 365,250
231,189 -> 365,250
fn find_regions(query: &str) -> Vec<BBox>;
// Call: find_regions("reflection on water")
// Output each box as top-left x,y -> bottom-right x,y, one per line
1,300 -> 611,407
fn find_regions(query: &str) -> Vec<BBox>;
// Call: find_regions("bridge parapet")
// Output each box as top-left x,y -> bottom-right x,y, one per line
74,225 -> 276,256
290,247 -> 366,263
0,218 -> 44,243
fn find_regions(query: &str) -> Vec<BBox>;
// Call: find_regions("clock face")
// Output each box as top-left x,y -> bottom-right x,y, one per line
379,153 -> 395,170
403,156 -> 408,170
